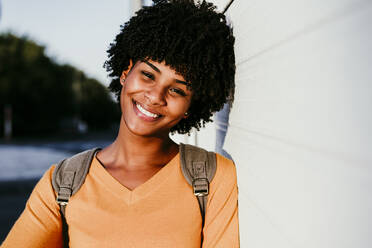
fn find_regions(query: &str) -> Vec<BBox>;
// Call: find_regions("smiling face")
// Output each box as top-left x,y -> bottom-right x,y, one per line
119,60 -> 192,138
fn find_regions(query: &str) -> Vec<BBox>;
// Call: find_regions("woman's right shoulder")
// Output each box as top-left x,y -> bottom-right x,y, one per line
1,164 -> 63,247
31,164 -> 59,198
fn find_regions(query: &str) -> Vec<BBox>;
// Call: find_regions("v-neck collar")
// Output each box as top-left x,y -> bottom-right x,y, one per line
90,152 -> 179,205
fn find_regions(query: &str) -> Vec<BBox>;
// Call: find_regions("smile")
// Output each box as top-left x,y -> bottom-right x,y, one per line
137,103 -> 159,118
133,100 -> 162,120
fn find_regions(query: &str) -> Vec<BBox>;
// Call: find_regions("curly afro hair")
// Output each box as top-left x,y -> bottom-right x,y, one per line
104,0 -> 235,134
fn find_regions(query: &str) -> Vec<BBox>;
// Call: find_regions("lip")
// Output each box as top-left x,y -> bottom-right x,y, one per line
132,100 -> 163,122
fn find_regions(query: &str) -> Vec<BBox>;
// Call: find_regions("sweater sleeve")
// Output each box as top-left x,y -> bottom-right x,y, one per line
1,166 -> 63,248
202,155 -> 240,248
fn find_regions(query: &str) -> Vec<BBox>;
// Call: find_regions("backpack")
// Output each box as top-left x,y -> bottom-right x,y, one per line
52,143 -> 217,248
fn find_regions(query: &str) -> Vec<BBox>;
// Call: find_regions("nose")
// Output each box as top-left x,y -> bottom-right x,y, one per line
144,85 -> 166,106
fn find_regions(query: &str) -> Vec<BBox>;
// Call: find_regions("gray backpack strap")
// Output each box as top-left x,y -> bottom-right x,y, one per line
52,148 -> 100,205
179,143 -> 217,229
51,148 -> 100,248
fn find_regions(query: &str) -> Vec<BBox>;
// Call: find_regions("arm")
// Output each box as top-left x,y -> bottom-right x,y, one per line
1,166 -> 63,247
202,155 -> 240,248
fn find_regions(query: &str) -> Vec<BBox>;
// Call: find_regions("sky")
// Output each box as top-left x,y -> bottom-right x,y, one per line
0,0 -> 133,85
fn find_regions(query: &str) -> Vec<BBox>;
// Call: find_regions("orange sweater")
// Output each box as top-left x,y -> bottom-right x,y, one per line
2,153 -> 239,247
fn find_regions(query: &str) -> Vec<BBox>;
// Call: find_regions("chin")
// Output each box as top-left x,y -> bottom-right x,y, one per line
122,117 -> 169,138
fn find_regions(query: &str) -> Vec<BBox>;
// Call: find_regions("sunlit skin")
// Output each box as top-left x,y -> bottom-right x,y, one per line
96,60 -> 192,190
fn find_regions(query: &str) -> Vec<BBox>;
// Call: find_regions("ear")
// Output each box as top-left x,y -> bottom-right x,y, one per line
120,59 -> 134,85
183,111 -> 189,119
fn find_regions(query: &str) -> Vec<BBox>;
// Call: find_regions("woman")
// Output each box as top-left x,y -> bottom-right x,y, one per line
1,0 -> 239,247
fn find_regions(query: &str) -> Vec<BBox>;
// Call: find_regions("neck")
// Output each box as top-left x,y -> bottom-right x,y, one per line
103,117 -> 178,169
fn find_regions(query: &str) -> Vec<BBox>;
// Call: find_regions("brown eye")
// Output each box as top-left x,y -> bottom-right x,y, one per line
170,88 -> 186,96
141,71 -> 155,80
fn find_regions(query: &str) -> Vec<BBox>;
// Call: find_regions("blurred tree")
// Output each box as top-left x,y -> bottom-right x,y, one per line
72,71 -> 120,130
0,33 -> 119,137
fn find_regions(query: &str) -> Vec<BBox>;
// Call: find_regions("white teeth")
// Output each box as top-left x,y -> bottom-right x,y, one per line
136,103 -> 159,118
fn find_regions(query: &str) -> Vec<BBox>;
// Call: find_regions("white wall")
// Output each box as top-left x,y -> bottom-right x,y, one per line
170,120 -> 216,151
219,0 -> 372,247
130,0 -> 142,15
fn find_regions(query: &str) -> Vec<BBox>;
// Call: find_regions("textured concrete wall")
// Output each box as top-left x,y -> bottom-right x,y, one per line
220,0 -> 372,247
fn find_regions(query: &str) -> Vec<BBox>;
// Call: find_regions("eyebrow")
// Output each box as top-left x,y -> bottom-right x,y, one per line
143,60 -> 160,73
143,60 -> 191,87
175,79 -> 191,87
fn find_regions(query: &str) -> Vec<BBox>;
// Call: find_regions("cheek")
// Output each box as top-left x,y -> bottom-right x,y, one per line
168,99 -> 191,116
121,78 -> 142,100
119,83 -> 134,112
